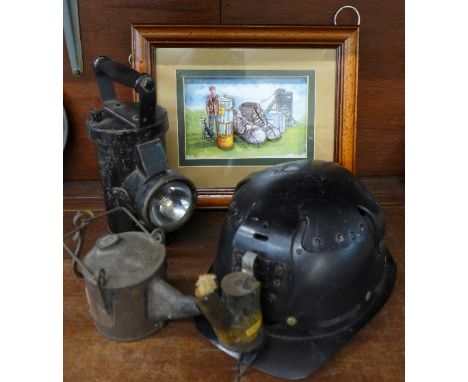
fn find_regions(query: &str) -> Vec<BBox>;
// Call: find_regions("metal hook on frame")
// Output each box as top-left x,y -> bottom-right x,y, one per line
334,5 -> 361,26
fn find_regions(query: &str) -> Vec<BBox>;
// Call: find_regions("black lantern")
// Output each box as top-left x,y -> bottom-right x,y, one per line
87,57 -> 196,233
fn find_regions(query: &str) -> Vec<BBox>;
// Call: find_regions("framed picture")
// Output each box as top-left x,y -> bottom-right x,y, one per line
131,26 -> 359,207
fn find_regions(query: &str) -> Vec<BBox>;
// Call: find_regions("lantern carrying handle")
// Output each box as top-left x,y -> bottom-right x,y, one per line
93,56 -> 156,128
63,207 -> 165,282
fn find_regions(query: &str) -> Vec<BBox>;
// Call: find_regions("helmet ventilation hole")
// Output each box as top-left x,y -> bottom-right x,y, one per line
350,231 -> 356,240
253,233 -> 269,241
358,206 -> 367,216
357,207 -> 371,233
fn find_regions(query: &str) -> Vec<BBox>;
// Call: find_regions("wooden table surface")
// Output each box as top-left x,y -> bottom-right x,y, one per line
63,178 -> 404,382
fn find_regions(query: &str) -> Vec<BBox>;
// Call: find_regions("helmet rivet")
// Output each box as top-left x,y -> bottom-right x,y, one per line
296,248 -> 303,255
275,264 -> 284,276
350,231 -> 356,240
267,293 -> 277,303
365,291 -> 372,301
313,237 -> 322,248
273,279 -> 281,288
286,316 -> 297,326
336,233 -> 345,243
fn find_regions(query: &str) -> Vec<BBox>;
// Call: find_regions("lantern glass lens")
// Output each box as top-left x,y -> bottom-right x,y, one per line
148,181 -> 193,229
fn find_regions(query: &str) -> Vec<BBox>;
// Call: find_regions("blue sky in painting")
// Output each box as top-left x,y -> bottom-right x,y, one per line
182,75 -> 311,122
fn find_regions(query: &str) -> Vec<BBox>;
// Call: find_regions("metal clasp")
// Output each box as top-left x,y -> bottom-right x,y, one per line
241,251 -> 258,274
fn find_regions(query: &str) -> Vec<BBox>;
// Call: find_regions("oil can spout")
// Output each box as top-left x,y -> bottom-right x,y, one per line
147,278 -> 200,322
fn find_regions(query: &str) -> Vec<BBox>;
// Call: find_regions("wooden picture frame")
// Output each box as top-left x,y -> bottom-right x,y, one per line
131,25 -> 359,208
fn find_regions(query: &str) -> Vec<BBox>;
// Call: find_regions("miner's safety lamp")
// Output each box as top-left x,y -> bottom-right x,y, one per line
87,57 -> 196,233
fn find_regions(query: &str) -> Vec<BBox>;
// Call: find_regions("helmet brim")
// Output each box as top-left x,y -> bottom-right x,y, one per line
195,252 -> 397,380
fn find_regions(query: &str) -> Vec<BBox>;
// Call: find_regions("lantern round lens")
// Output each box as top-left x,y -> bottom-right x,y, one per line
148,181 -> 194,230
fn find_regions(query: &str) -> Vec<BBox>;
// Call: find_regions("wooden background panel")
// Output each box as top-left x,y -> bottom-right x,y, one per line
221,0 -> 405,176
63,0 -> 404,180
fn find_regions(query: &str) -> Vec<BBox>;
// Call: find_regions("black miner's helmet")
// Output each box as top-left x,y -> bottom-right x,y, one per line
196,160 -> 397,379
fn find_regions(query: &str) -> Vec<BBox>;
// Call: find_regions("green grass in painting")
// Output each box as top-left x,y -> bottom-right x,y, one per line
184,109 -> 307,159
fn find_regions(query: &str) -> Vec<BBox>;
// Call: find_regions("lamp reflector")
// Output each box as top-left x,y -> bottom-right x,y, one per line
148,181 -> 193,229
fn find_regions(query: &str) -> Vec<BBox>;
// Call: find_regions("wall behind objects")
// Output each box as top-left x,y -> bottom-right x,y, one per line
63,0 -> 404,180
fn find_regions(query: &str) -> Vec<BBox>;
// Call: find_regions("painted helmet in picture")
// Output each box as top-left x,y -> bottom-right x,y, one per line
196,159 -> 397,379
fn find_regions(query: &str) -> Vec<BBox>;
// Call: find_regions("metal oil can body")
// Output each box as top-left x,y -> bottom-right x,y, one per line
82,231 -> 166,341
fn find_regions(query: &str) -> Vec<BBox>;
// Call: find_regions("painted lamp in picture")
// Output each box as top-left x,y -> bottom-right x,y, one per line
217,96 -> 235,150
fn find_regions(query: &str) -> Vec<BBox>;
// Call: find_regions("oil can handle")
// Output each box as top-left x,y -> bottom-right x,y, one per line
63,206 -> 164,282
93,56 -> 156,127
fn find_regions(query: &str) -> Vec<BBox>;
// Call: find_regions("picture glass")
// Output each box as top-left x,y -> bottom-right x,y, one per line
155,47 -> 337,188
176,70 -> 315,166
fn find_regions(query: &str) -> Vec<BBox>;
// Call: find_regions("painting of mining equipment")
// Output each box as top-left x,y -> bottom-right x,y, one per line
179,72 -> 314,162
